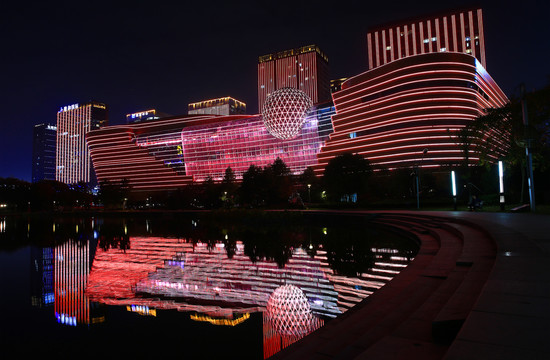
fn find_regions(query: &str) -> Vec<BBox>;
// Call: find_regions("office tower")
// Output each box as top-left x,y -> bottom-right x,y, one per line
188,97 -> 246,115
258,45 -> 330,112
32,123 -> 57,182
126,109 -> 171,124
56,101 -> 108,185
366,7 -> 486,70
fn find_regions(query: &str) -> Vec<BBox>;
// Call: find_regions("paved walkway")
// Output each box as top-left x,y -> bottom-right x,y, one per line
273,210 -> 550,360
441,211 -> 550,359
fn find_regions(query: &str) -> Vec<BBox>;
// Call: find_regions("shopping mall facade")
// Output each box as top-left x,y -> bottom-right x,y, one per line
87,53 -> 507,192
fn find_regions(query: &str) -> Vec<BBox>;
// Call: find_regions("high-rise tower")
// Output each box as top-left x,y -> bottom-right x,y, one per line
366,7 -> 486,70
32,123 -> 57,182
258,45 -> 330,113
56,101 -> 108,185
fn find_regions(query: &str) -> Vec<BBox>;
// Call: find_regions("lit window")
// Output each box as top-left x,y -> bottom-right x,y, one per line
423,38 -> 429,43
386,46 -> 391,50
466,49 -> 472,53
440,47 -> 446,52
349,132 -> 357,139
431,37 -> 437,41
465,36 -> 471,41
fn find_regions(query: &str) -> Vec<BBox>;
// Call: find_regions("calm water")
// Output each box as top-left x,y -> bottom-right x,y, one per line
0,212 -> 417,359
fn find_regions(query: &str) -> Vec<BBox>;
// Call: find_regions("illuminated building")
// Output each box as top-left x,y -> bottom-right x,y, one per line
88,10 -> 506,187
314,52 -> 508,174
32,123 -> 57,182
87,105 -> 334,189
88,53 -> 505,186
56,101 -> 108,185
126,109 -> 170,124
258,44 -> 330,112
188,97 -> 246,115
367,7 -> 486,70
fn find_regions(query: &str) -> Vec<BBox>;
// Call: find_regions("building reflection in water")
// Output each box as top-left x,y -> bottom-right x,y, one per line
29,218 -> 104,327
31,247 -> 54,308
85,234 -> 413,358
54,240 -> 93,326
19,216 -> 414,358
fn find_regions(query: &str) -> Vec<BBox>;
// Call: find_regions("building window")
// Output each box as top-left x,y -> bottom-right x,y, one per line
431,37 -> 437,42
349,132 -> 357,139
440,47 -> 447,52
423,38 -> 429,43
386,46 -> 391,50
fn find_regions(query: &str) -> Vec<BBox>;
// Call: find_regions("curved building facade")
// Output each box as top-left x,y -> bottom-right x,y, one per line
87,109 -> 333,191
88,53 -> 508,190
313,52 -> 508,174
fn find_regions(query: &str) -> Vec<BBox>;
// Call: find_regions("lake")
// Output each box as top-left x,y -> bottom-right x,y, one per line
0,211 -> 418,359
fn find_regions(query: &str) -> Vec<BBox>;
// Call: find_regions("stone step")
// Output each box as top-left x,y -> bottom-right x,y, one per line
272,214 -> 495,360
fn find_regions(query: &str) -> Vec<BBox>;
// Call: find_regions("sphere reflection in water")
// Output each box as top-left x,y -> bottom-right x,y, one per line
266,284 -> 317,337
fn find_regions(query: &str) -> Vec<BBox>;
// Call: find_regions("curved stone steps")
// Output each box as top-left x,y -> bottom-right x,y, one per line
271,212 -> 496,360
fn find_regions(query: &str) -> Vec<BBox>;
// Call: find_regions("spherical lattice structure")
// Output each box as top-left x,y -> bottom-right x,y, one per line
261,88 -> 313,140
266,284 -> 315,337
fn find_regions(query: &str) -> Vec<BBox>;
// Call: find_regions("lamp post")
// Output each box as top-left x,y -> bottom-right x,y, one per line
521,84 -> 535,211
415,148 -> 428,209
307,184 -> 311,203
498,161 -> 505,211
451,170 -> 457,210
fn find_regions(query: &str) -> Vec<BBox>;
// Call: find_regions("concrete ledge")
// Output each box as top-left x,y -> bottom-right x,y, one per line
272,210 -> 550,359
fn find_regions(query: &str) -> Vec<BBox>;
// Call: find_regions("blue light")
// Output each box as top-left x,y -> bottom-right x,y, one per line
451,171 -> 457,197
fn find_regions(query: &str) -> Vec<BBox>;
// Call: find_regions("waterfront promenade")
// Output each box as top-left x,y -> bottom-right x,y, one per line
274,210 -> 550,360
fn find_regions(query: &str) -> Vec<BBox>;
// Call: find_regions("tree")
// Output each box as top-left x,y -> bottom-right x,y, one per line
323,153 -> 373,203
202,176 -> 221,208
98,179 -> 131,209
240,165 -> 264,207
299,167 -> 319,202
460,82 -> 550,203
264,157 -> 293,206
221,167 -> 238,207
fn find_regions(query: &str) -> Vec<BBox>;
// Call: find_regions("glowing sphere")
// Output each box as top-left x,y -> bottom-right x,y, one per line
266,284 -> 314,336
261,88 -> 313,140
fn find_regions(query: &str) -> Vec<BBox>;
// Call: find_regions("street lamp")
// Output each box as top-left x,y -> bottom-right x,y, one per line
451,170 -> 457,210
521,84 -> 535,211
498,161 -> 505,210
415,148 -> 428,209
307,184 -> 311,203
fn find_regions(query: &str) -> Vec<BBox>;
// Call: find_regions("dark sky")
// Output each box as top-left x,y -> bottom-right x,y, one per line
1,0 -> 548,181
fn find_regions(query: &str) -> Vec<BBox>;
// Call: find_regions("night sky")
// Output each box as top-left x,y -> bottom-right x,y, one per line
1,0 -> 548,181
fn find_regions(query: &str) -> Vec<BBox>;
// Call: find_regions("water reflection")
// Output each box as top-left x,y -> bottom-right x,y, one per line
1,213 -> 417,358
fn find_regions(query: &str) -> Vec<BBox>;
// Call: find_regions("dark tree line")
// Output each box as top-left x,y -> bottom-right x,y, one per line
0,178 -> 94,212
117,154 -> 375,210
3,153 -> 428,212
